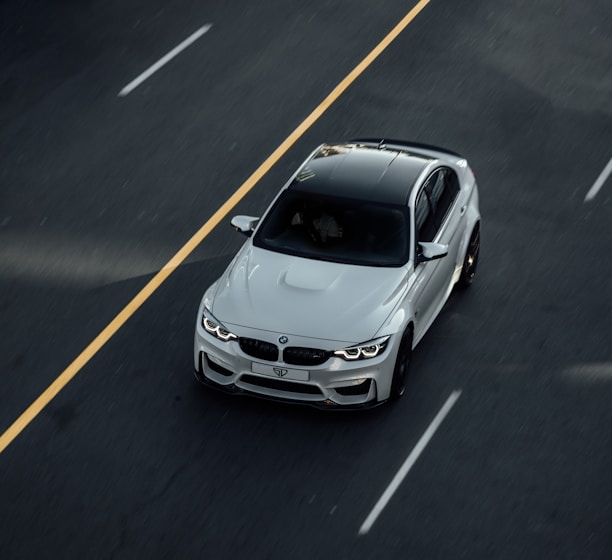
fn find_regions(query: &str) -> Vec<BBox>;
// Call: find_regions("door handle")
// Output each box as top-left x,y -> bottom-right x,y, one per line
460,205 -> 467,215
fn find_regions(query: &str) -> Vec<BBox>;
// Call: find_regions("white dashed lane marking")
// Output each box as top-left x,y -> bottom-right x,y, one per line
358,390 -> 462,536
585,156 -> 612,202
118,24 -> 212,97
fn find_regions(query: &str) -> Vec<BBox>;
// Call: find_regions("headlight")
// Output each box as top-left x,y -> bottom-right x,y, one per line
202,309 -> 238,342
333,336 -> 389,361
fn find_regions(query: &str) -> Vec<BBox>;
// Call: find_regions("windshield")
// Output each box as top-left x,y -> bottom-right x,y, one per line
253,190 -> 409,266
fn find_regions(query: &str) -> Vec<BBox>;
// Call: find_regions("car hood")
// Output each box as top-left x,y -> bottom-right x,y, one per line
211,245 -> 408,343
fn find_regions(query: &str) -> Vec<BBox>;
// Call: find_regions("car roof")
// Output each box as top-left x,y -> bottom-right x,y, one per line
289,142 -> 433,205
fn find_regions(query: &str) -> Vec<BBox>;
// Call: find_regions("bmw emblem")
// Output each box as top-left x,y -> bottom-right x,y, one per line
278,336 -> 288,344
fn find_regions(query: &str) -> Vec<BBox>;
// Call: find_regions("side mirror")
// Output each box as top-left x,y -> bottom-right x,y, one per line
230,215 -> 260,237
417,242 -> 448,264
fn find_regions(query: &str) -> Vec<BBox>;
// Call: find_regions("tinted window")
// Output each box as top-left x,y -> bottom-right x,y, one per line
425,171 -> 445,215
415,190 -> 436,242
253,190 -> 409,267
425,168 -> 460,227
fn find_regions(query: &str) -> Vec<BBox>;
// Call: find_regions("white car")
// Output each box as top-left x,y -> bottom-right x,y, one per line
194,139 -> 480,408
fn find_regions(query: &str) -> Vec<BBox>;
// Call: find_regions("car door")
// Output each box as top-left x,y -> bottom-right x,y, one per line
410,169 -> 460,342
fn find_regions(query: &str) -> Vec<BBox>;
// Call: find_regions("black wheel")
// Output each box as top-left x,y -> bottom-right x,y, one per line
390,329 -> 413,399
458,224 -> 480,288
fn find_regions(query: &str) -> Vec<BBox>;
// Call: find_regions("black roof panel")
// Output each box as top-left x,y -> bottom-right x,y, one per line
290,144 -> 431,205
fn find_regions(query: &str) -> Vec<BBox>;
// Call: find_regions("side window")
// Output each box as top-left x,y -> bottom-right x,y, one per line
425,168 -> 460,228
424,171 -> 445,216
437,169 -> 460,224
415,190 -> 435,242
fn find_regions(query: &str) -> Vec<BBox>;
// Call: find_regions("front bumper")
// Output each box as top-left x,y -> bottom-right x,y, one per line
193,322 -> 399,409
194,360 -> 384,410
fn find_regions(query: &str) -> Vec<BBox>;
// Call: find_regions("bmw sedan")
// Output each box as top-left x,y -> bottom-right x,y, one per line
194,139 -> 480,408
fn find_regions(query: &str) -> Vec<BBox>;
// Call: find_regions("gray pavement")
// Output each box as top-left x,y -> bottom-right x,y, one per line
1,0 -> 611,558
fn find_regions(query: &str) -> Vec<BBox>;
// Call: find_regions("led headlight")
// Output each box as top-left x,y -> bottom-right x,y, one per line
333,336 -> 389,361
202,309 -> 238,342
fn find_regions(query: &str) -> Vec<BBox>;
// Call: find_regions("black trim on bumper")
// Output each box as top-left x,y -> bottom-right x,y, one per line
335,378 -> 372,396
193,367 -> 383,411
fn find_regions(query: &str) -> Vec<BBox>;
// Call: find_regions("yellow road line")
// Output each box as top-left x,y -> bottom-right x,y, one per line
0,0 -> 430,455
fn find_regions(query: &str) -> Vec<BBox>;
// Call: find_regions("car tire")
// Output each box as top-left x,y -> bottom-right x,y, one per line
390,328 -> 413,400
457,223 -> 480,288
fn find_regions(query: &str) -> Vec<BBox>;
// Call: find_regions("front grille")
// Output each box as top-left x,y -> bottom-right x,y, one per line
335,379 -> 372,396
283,347 -> 330,366
239,338 -> 278,361
241,374 -> 323,395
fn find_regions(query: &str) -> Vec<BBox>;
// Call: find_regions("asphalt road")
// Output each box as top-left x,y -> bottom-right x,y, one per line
1,0 -> 611,558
